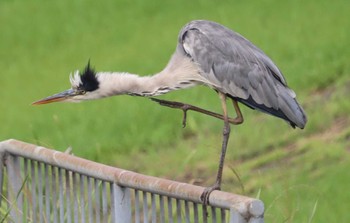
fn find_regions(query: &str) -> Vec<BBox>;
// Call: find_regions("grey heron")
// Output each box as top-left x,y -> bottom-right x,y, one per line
33,20 -> 307,204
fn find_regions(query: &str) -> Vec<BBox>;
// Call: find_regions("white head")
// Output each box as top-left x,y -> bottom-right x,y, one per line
33,62 -> 104,105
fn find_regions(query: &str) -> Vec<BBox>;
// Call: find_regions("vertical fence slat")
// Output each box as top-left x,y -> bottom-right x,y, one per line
0,152 -> 4,207
143,191 -> 149,223
87,177 -> 93,223
73,172 -> 79,223
111,183 -> 131,223
31,160 -> 37,223
59,167 -> 65,223
211,206 -> 217,223
159,195 -> 165,223
95,179 -> 100,223
134,189 -> 140,223
229,207 -> 246,223
167,197 -> 173,223
38,162 -> 44,223
101,181 -> 108,223
45,164 -> 51,223
7,155 -> 22,222
151,193 -> 157,223
52,166 -> 58,223
202,205 -> 208,223
80,174 -> 86,223
66,169 -> 72,223
184,201 -> 190,223
111,182 -> 116,223
221,208 -> 227,223
176,199 -> 182,223
23,158 -> 30,222
193,202 -> 199,223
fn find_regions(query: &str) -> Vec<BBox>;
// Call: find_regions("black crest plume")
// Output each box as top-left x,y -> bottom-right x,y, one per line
79,60 -> 99,92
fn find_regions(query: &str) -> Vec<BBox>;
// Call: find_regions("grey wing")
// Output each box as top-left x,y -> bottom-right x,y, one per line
177,20 -> 307,128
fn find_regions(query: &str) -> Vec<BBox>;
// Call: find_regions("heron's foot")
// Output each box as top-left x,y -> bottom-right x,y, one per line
200,183 -> 221,205
150,98 -> 191,127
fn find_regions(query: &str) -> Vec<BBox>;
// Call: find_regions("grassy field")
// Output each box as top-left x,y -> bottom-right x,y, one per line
1,0 -> 350,222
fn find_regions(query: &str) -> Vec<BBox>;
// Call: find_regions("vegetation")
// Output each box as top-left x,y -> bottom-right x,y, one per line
1,0 -> 349,222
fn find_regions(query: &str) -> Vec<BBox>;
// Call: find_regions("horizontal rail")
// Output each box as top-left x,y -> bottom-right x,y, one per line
0,139 -> 264,219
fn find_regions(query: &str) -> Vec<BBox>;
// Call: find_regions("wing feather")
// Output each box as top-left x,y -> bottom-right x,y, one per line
177,20 -> 307,128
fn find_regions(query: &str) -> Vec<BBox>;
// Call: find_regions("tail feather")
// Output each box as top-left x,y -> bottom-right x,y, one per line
277,87 -> 307,129
229,91 -> 307,129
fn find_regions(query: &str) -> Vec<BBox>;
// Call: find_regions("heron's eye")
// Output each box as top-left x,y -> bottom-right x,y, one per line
75,89 -> 86,95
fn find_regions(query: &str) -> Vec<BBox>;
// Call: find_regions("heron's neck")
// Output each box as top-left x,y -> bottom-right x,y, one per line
96,72 -> 195,97
95,54 -> 203,97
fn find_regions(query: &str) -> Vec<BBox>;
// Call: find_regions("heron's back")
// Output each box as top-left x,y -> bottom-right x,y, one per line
177,20 -> 307,128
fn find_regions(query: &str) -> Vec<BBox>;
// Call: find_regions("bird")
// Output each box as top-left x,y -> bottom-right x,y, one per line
33,20 -> 307,204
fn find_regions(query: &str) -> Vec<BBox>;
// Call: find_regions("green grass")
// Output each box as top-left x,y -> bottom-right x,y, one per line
1,0 -> 350,222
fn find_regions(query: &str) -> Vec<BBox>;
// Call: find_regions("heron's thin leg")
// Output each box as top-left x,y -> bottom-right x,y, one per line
150,96 -> 244,205
200,92 -> 231,205
150,98 -> 243,127
231,99 -> 244,124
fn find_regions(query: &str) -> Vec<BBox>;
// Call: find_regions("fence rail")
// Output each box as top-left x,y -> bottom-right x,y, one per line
0,139 -> 264,223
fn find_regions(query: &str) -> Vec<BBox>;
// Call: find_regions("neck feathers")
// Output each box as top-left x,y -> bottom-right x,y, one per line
94,52 -> 204,97
95,71 -> 198,97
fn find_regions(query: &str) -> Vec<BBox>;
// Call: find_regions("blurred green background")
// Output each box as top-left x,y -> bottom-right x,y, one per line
1,0 -> 350,222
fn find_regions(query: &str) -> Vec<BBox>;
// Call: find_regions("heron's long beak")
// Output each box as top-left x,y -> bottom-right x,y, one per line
32,89 -> 76,105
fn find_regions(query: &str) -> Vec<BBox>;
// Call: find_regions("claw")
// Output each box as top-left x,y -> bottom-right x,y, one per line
200,184 -> 221,205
